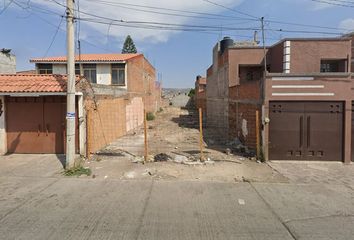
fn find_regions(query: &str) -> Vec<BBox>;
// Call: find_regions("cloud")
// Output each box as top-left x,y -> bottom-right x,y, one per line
311,1 -> 333,10
277,0 -> 334,11
339,18 -> 354,32
32,0 -> 244,44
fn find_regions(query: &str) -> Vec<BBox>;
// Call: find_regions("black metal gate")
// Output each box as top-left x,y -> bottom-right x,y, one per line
269,101 -> 343,161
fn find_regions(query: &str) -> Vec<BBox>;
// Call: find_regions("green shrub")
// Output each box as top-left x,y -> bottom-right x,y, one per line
146,112 -> 155,121
188,88 -> 195,97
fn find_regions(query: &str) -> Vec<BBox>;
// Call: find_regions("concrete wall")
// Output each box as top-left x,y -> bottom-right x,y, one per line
0,96 -> 6,154
290,40 -> 351,73
0,52 -> 16,74
228,48 -> 268,86
126,97 -> 144,132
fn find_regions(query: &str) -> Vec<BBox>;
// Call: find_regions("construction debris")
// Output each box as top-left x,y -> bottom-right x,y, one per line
132,157 -> 144,163
154,153 -> 171,162
125,171 -> 136,179
225,148 -> 231,155
174,155 -> 189,163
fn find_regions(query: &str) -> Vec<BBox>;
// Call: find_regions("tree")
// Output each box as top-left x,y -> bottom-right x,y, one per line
188,88 -> 195,97
121,35 -> 137,54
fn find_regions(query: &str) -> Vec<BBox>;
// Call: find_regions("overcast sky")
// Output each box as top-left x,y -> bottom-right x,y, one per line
1,0 -> 354,88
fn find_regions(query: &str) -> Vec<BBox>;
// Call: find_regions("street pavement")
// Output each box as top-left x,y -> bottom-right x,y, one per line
0,155 -> 353,239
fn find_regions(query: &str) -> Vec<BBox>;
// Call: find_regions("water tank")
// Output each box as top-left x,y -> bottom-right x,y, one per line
220,37 -> 234,55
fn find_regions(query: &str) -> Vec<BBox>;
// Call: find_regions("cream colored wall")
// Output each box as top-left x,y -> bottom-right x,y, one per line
0,96 -> 7,155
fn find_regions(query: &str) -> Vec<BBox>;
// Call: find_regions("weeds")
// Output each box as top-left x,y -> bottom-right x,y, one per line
146,112 -> 155,121
64,166 -> 92,177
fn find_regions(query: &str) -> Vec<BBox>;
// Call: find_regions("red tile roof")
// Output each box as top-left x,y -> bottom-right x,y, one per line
30,53 -> 141,63
16,70 -> 36,75
0,74 -> 80,93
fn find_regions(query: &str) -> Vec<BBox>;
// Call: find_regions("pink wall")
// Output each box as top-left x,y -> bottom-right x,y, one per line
126,97 -> 144,132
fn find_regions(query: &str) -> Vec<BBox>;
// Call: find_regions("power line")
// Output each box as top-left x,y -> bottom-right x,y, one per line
78,17 -> 261,32
78,17 -> 344,36
311,0 -> 354,8
13,0 -> 112,53
269,28 -> 343,35
265,19 -> 349,32
79,0 -> 351,32
43,14 -> 64,57
49,0 -> 349,34
84,0 -> 254,21
201,0 -> 259,20
0,0 -> 15,15
14,0 -> 64,16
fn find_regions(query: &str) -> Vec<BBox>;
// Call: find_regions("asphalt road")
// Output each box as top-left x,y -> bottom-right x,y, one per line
0,175 -> 353,240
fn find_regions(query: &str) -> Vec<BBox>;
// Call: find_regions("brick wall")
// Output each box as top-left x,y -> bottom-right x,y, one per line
86,97 -> 126,154
229,101 -> 260,149
229,80 -> 261,149
230,81 -> 261,101
127,55 -> 161,113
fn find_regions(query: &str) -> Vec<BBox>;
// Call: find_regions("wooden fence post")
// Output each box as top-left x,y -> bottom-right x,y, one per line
144,109 -> 148,163
199,108 -> 204,162
256,110 -> 260,159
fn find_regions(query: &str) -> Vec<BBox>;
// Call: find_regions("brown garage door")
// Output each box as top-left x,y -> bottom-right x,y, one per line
269,101 -> 343,161
352,102 -> 354,162
6,96 -> 78,154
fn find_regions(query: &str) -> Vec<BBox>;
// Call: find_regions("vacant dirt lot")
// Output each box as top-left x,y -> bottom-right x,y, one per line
85,106 -> 287,183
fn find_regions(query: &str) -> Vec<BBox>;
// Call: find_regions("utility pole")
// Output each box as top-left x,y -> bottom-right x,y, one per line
261,17 -> 267,73
66,0 -> 76,169
260,16 -> 267,102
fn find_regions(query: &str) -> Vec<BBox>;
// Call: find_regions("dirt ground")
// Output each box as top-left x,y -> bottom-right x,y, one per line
85,106 -> 287,183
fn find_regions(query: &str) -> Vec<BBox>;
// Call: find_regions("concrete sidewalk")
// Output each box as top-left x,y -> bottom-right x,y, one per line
269,161 -> 354,185
0,155 -> 353,239
0,176 -> 353,239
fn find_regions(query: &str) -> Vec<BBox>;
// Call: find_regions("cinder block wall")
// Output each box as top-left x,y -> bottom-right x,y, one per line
0,53 -> 16,74
86,97 -> 126,154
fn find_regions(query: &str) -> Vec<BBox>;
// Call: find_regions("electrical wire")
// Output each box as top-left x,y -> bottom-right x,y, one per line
311,0 -> 354,8
13,0 -> 112,53
201,0 -> 259,20
43,14 -> 64,57
0,0 -> 15,15
49,0 -> 348,32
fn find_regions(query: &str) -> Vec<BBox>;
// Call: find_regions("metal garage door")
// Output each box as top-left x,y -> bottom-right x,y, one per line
269,101 -> 343,161
352,102 -> 354,162
6,96 -> 76,154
